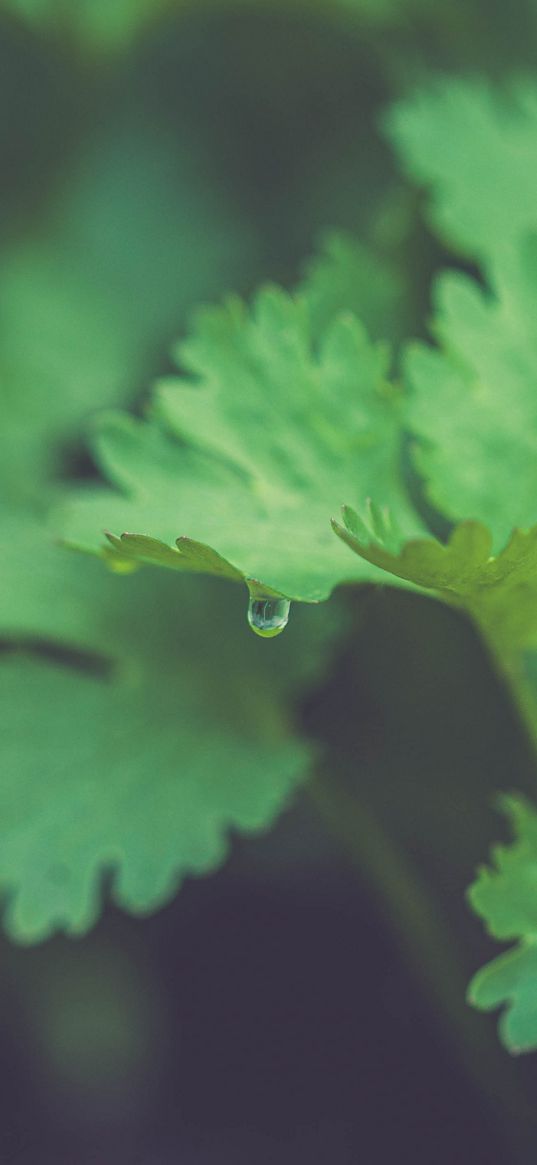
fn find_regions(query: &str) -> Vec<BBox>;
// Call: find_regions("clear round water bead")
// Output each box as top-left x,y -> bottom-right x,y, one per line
247,596 -> 291,638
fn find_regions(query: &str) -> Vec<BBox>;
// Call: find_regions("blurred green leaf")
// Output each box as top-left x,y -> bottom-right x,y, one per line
1,114 -> 253,502
380,82 -> 537,553
299,231 -> 405,344
468,798 -> 537,1054
0,509 -> 332,942
2,0 -> 175,54
401,259 -> 537,548
386,78 -> 537,266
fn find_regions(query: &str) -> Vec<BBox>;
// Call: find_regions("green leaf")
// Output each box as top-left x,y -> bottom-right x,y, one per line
382,80 -> 537,555
467,798 -> 537,1054
299,231 -> 406,345
386,78 -> 537,266
1,114 -> 251,501
402,260 -> 537,550
0,509 -> 332,943
386,77 -> 537,549
327,162 -> 537,1060
3,0 -> 175,54
60,283 -> 424,603
333,507 -> 493,593
469,945 -> 537,1056
332,506 -> 537,660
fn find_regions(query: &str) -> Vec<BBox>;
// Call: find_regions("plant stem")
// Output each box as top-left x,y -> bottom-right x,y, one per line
308,768 -> 537,1157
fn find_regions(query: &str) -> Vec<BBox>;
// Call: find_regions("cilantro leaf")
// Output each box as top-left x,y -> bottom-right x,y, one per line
0,510 -> 330,943
299,230 -> 406,345
386,78 -> 537,266
402,262 -> 537,549
332,506 -> 537,661
358,81 -> 537,660
0,655 -> 303,943
467,798 -> 537,1054
332,507 -> 495,595
60,282 -> 423,604
384,80 -> 537,552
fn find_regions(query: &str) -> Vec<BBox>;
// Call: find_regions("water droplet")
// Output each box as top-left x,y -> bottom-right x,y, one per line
247,596 -> 291,638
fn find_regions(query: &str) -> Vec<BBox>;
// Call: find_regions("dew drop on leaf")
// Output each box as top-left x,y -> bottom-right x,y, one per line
247,596 -> 291,638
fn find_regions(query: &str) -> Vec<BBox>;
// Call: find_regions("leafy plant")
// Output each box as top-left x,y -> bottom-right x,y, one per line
59,269 -> 422,605
0,509 -> 333,942
52,74 -> 537,1056
7,8 -> 537,1145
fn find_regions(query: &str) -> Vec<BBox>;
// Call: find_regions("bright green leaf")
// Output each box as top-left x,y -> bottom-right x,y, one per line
299,230 -> 406,346
469,944 -> 537,1056
402,261 -> 537,549
384,79 -> 537,553
59,284 -> 423,603
386,77 -> 537,266
332,505 -> 537,660
469,798 -> 537,941
467,798 -> 537,1054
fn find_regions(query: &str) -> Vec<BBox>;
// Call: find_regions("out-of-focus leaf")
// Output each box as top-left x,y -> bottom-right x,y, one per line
299,231 -> 405,344
380,83 -> 537,551
2,0 -> 174,54
1,115 -> 253,501
468,798 -> 537,1054
0,509 -> 333,942
400,260 -> 537,548
386,77 -> 537,267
